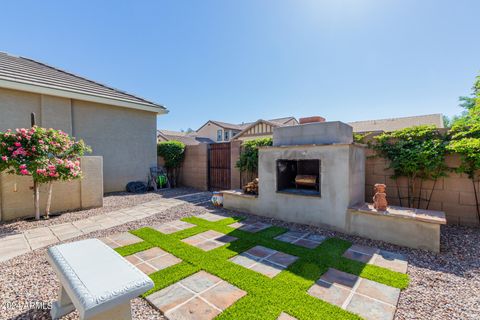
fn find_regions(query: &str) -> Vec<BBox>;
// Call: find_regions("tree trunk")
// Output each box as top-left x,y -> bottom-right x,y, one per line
170,169 -> 176,188
425,178 -> 437,210
33,180 -> 40,220
407,177 -> 411,207
472,178 -> 480,223
45,181 -> 53,219
395,178 -> 403,207
174,167 -> 179,188
417,179 -> 423,209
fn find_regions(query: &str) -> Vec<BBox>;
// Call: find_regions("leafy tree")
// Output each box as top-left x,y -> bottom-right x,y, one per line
180,128 -> 195,134
372,126 -> 448,208
157,140 -> 185,187
445,73 -> 480,127
236,138 -> 273,182
0,126 -> 91,219
447,75 -> 480,222
353,133 -> 368,144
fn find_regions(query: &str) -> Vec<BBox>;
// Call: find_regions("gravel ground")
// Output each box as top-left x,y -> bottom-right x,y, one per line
0,190 -> 479,320
0,188 -> 200,236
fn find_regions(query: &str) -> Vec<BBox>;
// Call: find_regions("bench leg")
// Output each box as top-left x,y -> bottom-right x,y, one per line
85,301 -> 132,320
51,286 -> 75,319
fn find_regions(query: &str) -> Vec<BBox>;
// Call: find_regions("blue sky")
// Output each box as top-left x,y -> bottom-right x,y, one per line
1,1 -> 479,131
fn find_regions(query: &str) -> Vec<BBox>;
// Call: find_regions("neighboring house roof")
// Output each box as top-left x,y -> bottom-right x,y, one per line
158,129 -> 191,137
197,117 -> 297,132
267,116 -> 298,125
157,129 -> 213,145
197,120 -> 245,131
348,114 -> 444,132
0,52 -> 167,114
233,119 -> 286,139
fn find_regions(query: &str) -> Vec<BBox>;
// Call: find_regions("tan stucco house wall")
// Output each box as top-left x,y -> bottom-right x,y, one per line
0,87 -> 158,193
196,122 -> 240,143
72,100 -> 157,192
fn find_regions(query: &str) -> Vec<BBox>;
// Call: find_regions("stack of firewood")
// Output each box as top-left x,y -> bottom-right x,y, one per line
243,178 -> 259,195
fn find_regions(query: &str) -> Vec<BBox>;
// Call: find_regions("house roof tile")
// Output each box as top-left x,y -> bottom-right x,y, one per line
0,52 -> 165,112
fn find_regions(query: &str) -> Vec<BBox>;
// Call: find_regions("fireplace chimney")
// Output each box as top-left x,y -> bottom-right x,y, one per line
273,121 -> 353,146
299,116 -> 326,124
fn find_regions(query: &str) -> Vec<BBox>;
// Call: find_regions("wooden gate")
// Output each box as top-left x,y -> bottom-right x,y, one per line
208,143 -> 231,190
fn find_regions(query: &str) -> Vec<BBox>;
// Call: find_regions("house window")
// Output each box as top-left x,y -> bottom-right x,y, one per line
224,130 -> 230,141
217,129 -> 222,141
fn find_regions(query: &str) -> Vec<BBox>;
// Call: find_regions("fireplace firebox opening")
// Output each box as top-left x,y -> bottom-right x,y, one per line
276,159 -> 320,196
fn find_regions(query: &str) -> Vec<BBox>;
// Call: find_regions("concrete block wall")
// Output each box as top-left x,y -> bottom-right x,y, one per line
365,150 -> 479,226
0,156 -> 103,221
158,144 -> 209,191
180,144 -> 208,190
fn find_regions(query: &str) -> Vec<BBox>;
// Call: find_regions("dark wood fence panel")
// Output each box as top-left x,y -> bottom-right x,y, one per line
208,143 -> 231,190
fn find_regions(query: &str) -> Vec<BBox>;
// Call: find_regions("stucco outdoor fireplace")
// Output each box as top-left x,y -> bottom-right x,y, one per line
276,159 -> 320,196
225,121 -> 364,231
223,120 -> 446,252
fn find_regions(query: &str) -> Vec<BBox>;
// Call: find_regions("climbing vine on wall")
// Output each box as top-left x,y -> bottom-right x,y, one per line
236,138 -> 273,183
447,74 -> 480,222
372,125 -> 449,209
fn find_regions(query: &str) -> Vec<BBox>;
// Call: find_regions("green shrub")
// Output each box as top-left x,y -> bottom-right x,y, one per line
157,141 -> 185,187
353,133 -> 368,144
236,138 -> 272,178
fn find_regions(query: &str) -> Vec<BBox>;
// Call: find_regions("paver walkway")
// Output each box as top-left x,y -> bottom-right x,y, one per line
127,214 -> 409,320
0,192 -> 211,263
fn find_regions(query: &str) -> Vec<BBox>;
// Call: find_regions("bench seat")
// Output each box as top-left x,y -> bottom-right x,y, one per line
47,238 -> 154,320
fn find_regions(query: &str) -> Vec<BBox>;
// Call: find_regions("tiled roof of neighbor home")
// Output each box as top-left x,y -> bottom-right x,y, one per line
209,120 -> 246,130
233,119 -> 290,139
157,130 -> 213,145
158,129 -> 190,137
0,52 -> 166,113
348,114 -> 444,132
200,116 -> 298,132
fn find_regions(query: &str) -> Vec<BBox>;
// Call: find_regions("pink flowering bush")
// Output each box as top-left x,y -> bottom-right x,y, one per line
0,126 -> 91,219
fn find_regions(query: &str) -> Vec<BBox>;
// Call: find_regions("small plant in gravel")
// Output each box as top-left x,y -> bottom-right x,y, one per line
0,126 -> 91,220
157,140 -> 185,188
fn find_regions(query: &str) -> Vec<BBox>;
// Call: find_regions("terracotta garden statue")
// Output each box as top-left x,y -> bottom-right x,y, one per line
373,183 -> 388,211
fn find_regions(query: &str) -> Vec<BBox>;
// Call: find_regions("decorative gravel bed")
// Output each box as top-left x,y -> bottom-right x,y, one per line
0,196 -> 478,319
0,187 -> 200,236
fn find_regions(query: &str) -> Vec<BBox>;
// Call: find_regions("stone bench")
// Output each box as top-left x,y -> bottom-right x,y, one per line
347,203 -> 446,252
47,239 -> 154,320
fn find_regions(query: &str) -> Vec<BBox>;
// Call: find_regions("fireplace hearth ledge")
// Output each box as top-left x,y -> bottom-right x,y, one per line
222,189 -> 445,252
223,189 -> 258,199
346,203 -> 445,252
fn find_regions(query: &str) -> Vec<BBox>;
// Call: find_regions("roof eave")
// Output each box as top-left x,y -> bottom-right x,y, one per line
233,119 -> 281,139
0,78 -> 168,114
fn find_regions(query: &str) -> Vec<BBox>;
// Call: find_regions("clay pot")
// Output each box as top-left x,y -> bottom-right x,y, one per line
211,192 -> 224,207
